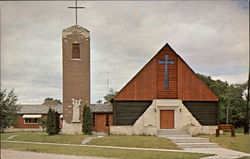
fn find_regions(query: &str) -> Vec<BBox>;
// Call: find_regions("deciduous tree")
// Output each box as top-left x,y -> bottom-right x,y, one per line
0,89 -> 19,132
197,73 -> 248,127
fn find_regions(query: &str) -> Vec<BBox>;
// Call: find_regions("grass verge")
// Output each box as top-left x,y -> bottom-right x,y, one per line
0,132 -> 90,144
237,156 -> 250,159
1,132 -> 15,140
88,135 -> 181,150
199,133 -> 250,153
1,142 -> 212,159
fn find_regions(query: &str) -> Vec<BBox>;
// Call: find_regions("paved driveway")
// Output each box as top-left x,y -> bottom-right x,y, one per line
1,149 -> 114,159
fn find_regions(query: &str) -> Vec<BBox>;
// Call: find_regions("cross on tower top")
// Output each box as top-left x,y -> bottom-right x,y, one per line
68,0 -> 85,25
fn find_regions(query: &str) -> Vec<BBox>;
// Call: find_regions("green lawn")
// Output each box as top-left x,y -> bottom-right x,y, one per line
1,132 -> 90,144
199,133 -> 250,153
237,156 -> 250,159
88,135 -> 181,150
1,132 -> 181,150
1,132 -> 15,140
1,142 -> 212,159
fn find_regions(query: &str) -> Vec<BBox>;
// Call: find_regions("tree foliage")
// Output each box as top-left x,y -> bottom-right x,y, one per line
104,88 -> 118,103
82,105 -> 92,135
0,89 -> 19,132
44,98 -> 62,104
197,73 -> 248,127
39,117 -> 47,132
96,99 -> 102,104
46,108 -> 60,135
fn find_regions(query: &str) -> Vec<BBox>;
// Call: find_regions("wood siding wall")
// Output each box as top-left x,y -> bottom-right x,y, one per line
156,46 -> 178,99
113,101 -> 152,125
112,44 -> 219,126
177,58 -> 218,101
114,43 -> 218,102
114,57 -> 157,100
183,101 -> 218,125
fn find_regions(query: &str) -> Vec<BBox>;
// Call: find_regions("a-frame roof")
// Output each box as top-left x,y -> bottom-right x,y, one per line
113,43 -> 219,101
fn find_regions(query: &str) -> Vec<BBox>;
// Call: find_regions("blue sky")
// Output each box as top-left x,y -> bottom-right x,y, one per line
1,1 -> 249,104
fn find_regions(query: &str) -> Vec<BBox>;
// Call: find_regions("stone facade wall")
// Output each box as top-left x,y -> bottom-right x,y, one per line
62,120 -> 82,134
179,102 -> 201,128
186,126 -> 218,136
110,126 -> 133,135
110,99 -> 216,135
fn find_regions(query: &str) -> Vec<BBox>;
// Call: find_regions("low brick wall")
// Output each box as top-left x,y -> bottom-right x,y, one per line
4,127 -> 43,132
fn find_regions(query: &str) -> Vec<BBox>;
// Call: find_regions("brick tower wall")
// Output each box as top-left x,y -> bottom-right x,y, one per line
62,25 -> 90,129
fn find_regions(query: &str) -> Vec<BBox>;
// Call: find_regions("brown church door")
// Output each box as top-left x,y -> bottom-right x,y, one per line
95,114 -> 106,132
160,110 -> 174,129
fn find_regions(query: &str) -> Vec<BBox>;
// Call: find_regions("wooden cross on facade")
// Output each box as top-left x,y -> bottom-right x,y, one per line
159,54 -> 174,88
68,0 -> 85,25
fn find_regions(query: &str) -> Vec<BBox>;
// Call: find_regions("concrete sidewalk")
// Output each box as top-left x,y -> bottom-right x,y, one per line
2,140 -> 250,159
1,149 -> 114,159
184,148 -> 250,159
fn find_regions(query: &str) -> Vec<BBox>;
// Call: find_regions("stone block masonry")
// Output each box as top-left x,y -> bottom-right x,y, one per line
110,99 -> 217,136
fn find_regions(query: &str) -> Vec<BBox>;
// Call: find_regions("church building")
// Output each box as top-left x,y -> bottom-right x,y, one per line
60,2 -> 219,135
110,44 -> 219,136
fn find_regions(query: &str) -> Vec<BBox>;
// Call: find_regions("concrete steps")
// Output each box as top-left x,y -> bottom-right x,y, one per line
176,143 -> 219,148
157,129 -> 219,149
168,137 -> 210,143
157,129 -> 190,136
92,131 -> 107,137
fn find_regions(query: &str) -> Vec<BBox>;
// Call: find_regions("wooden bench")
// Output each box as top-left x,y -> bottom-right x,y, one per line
216,124 -> 235,137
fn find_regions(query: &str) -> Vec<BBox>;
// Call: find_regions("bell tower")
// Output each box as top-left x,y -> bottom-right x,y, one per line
62,25 -> 90,134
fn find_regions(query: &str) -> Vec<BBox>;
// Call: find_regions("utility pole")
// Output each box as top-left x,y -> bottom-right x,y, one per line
226,105 -> 229,124
107,72 -> 110,92
244,71 -> 249,134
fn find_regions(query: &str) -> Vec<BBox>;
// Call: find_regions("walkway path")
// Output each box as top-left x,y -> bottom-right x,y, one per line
1,149 -> 114,159
2,140 -> 250,159
185,148 -> 250,159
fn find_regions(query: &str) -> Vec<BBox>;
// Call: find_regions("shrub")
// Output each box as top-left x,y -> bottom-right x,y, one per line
82,105 -> 92,135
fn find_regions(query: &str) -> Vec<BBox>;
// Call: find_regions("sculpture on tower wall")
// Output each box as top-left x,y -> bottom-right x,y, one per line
71,99 -> 81,123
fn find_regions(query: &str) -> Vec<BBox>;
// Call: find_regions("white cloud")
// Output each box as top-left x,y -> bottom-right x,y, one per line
1,1 -> 249,103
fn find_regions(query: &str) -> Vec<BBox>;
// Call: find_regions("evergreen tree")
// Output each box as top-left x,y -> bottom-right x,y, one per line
46,108 -> 53,135
51,109 -> 56,134
82,105 -> 92,135
55,111 -> 60,134
46,108 -> 60,135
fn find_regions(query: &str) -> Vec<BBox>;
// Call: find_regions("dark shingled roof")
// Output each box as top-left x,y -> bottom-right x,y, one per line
17,104 -> 63,114
17,103 -> 113,114
90,103 -> 113,113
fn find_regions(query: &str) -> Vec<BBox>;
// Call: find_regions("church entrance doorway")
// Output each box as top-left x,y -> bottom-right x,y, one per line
95,114 -> 106,132
160,110 -> 174,129
93,113 -> 112,133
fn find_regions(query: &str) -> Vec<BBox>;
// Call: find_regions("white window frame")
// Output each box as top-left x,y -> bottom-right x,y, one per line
24,118 -> 39,124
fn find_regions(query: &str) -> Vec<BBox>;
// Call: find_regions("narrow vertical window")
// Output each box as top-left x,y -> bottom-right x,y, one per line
72,43 -> 80,59
106,115 -> 109,126
92,114 -> 95,126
